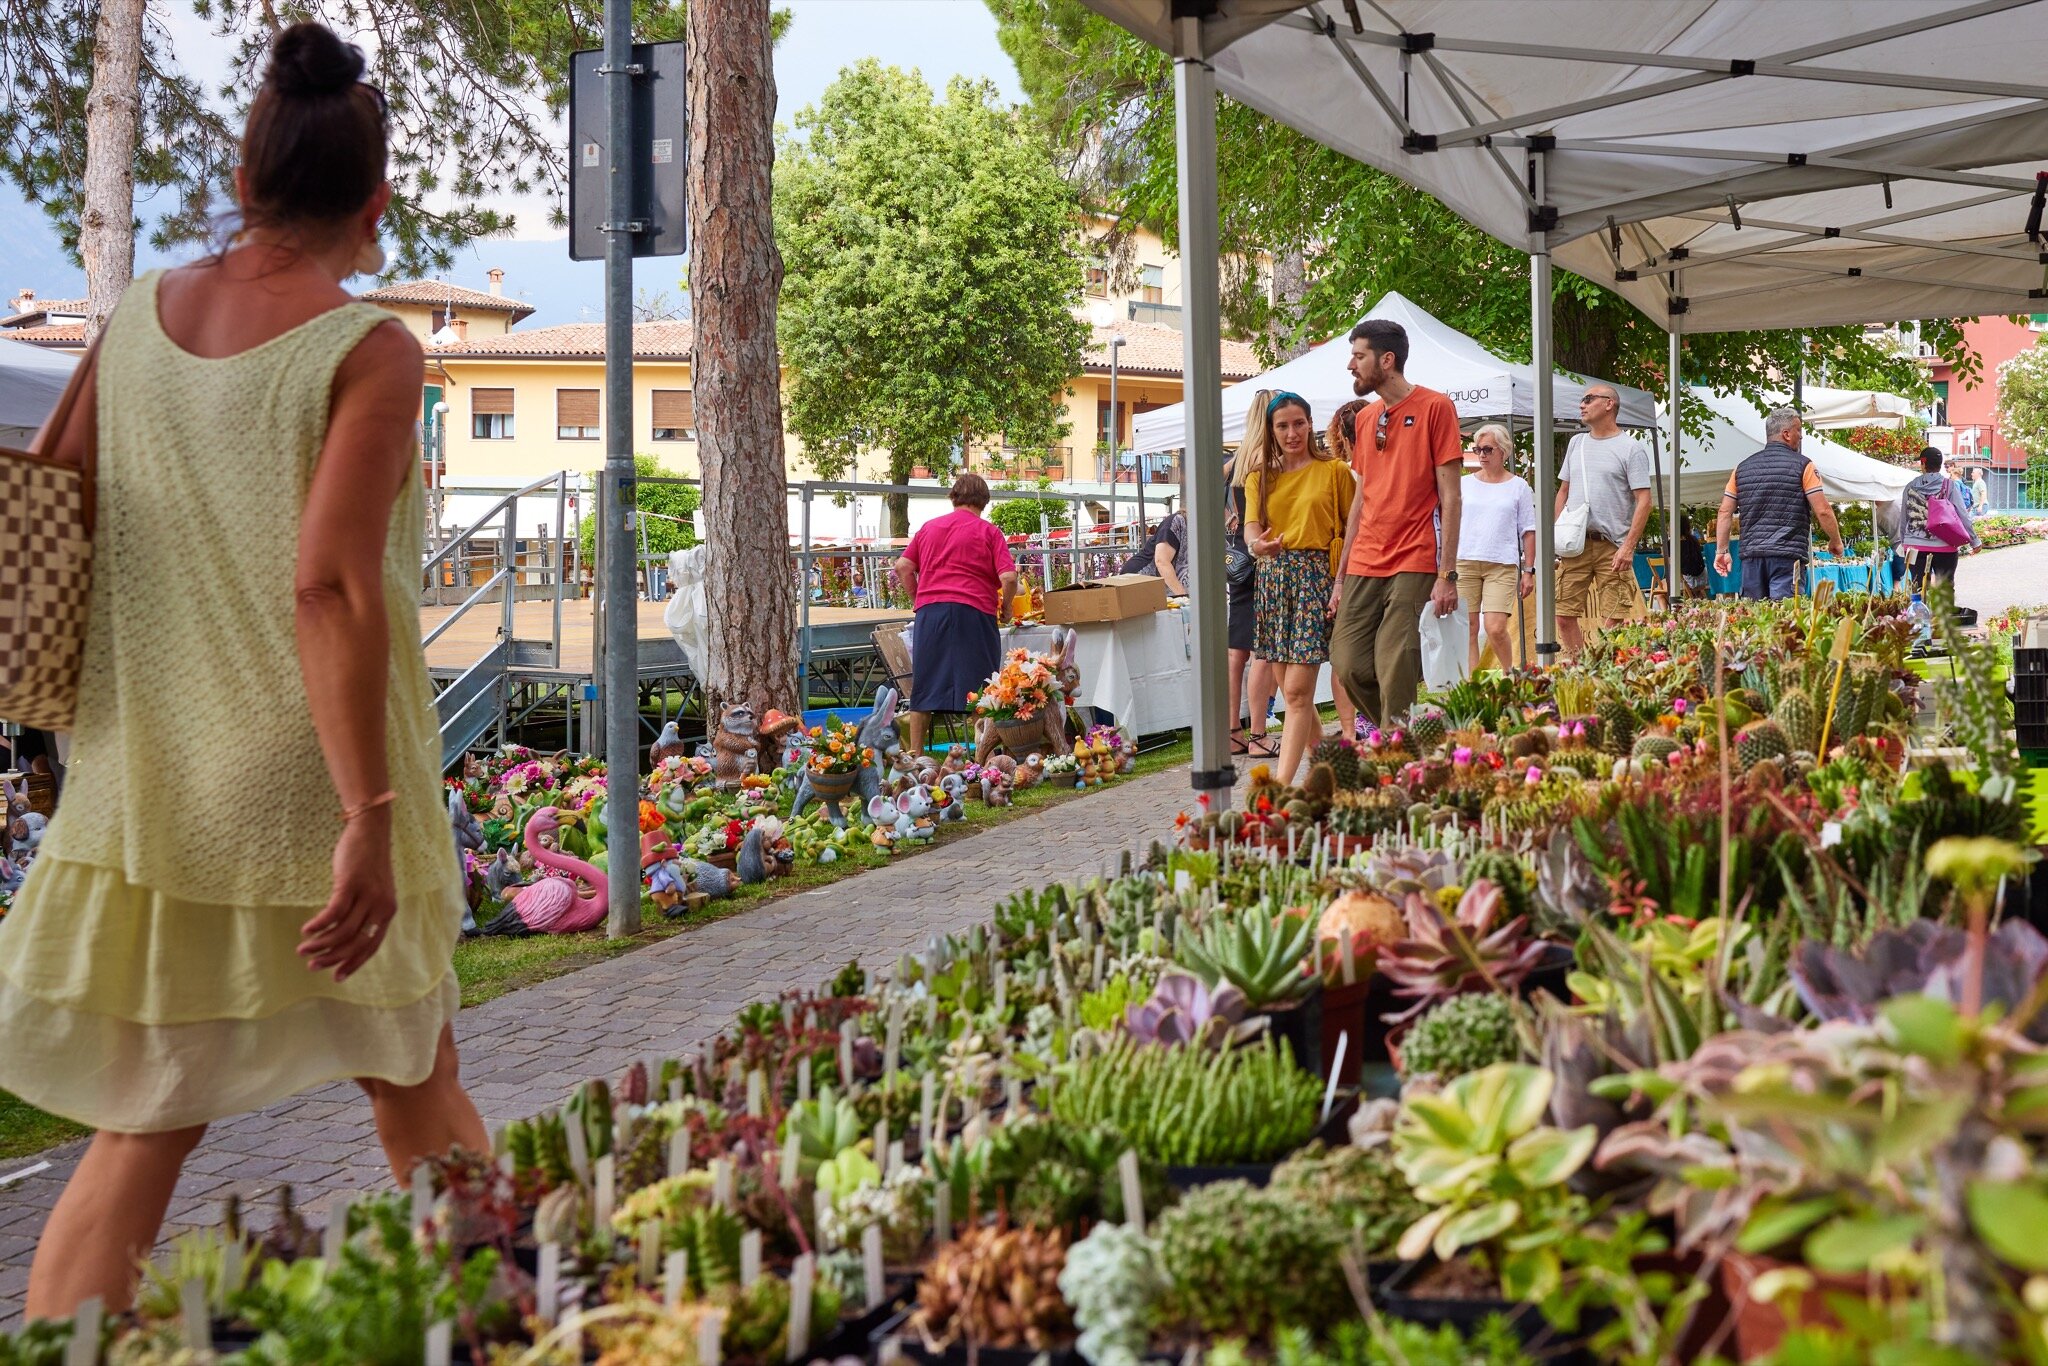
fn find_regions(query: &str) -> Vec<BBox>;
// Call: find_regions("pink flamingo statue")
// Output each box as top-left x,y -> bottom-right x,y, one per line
504,806 -> 609,934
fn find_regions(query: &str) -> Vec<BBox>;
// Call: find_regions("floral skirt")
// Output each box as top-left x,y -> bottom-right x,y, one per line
1252,548 -> 1335,665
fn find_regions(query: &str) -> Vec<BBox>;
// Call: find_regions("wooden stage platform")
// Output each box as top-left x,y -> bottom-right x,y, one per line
420,598 -> 911,678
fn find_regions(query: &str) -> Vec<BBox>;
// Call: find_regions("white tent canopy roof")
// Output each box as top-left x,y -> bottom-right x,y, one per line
1669,386 -> 1916,504
1128,290 -> 1655,455
1775,383 -> 1917,430
1081,0 -> 2048,334
0,338 -> 76,445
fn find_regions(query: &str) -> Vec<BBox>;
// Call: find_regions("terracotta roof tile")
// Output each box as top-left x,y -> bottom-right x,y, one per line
0,323 -> 85,346
362,279 -> 537,322
0,300 -> 87,328
1084,319 -> 1259,381
429,320 -> 694,360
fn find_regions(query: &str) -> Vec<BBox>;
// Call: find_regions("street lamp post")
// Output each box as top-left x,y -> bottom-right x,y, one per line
1092,302 -> 1139,548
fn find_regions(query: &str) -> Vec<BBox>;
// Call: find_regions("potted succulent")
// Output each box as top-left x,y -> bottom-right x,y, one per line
1174,908 -> 1323,1075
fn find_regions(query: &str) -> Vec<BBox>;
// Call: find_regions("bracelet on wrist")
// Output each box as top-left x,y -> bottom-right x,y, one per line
342,790 -> 397,823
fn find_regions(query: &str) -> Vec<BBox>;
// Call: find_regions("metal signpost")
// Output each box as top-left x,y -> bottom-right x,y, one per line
567,20 -> 686,938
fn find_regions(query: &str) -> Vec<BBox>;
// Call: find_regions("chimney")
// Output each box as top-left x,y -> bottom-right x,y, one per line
8,289 -> 32,314
451,319 -> 469,342
487,269 -> 504,297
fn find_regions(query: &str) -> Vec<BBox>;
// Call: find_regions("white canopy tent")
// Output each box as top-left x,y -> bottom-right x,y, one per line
1127,290 -> 1656,455
1668,388 -> 1917,505
0,338 -> 77,448
1076,0 -> 2048,792
1772,384 -> 1917,431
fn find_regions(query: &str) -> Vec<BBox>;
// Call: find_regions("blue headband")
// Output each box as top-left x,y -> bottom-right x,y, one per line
1266,391 -> 1307,416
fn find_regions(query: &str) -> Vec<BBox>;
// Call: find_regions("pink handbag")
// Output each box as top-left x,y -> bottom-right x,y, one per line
1924,479 -> 1972,549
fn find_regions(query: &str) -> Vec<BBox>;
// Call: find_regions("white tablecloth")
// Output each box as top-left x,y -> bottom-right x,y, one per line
1002,609 -> 1335,736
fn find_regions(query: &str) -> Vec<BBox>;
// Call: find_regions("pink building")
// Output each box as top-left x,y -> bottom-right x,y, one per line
1927,315 -> 2045,472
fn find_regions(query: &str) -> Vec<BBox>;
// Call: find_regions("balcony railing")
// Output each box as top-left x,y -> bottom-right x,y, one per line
1126,300 -> 1181,330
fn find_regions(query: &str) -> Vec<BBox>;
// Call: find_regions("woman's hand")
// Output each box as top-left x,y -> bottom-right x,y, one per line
298,810 -> 397,982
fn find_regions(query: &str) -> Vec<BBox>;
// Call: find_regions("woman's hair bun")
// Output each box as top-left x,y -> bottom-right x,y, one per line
265,22 -> 366,98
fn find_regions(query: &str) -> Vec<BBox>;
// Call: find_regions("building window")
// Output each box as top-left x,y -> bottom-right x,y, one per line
651,388 -> 696,441
1138,264 -> 1164,305
1084,258 -> 1110,298
431,308 -> 452,333
556,388 -> 600,440
471,387 -> 515,439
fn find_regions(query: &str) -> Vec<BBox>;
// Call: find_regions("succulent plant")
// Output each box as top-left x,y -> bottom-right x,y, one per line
1152,1180 -> 1352,1340
1310,735 -> 1363,789
1407,704 -> 1450,754
911,1222 -> 1072,1352
939,1117 -> 1168,1232
1772,685 -> 1820,754
1392,1063 -> 1595,1300
1173,908 -> 1317,1008
1399,991 -> 1520,1079
1792,918 -> 2048,1042
1121,971 -> 1262,1049
1631,733 -> 1683,767
1269,1142 -> 1425,1257
1594,697 -> 1638,755
1377,880 -> 1549,1026
1046,1035 -> 1323,1167
1733,718 -> 1790,772
1059,1222 -> 1167,1366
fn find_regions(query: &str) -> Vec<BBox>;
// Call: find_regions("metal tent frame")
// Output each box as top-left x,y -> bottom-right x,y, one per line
1079,0 -> 2048,791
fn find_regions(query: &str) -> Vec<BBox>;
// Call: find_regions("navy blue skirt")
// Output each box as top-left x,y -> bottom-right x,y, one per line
910,601 -> 1001,713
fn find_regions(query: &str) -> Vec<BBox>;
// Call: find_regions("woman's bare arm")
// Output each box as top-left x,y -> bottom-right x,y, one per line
293,321 -> 424,980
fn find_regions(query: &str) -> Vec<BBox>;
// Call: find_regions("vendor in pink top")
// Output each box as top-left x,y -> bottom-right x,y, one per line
893,473 -> 1020,756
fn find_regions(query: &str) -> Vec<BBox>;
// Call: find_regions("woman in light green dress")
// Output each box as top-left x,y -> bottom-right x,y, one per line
0,22 -> 485,1317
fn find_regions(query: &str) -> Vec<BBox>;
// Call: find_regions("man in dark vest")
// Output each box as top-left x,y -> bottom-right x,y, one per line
1712,407 -> 1844,600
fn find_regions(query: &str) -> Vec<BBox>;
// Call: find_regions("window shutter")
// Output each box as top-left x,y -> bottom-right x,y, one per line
473,387 -> 515,416
651,389 -> 695,430
557,388 -> 599,428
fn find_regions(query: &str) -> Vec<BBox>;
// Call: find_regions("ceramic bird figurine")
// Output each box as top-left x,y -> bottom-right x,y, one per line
649,721 -> 689,769
476,807 -> 608,935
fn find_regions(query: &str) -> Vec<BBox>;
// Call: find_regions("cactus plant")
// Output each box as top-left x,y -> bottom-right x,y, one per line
1407,704 -> 1450,754
1594,697 -> 1639,755
1772,685 -> 1819,753
1631,733 -> 1683,767
1733,718 -> 1790,772
1309,735 -> 1363,789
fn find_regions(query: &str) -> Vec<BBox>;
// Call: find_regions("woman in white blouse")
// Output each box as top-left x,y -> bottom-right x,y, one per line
1455,423 -> 1536,671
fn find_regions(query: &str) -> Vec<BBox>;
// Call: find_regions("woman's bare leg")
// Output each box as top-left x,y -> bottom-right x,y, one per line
1276,664 -> 1320,786
1228,647 -> 1250,748
26,1124 -> 207,1319
1248,657 -> 1278,748
358,1024 -> 488,1181
1331,675 -> 1357,741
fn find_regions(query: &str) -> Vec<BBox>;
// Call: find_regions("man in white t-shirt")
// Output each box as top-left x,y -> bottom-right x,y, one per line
1553,385 -> 1652,657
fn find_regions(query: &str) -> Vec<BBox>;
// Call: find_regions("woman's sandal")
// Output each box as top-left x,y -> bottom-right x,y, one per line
1246,733 -> 1281,759
1230,731 -> 1251,755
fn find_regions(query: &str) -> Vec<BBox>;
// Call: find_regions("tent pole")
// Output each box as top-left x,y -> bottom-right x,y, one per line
1668,325 -> 1683,601
1649,423 -> 1667,612
1531,250 -> 1557,660
1173,16 -> 1233,798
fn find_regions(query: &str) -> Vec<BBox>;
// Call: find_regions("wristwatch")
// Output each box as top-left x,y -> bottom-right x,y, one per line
1441,570 -> 1458,583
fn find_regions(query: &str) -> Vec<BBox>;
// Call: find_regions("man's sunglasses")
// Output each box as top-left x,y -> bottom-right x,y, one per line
1375,409 -> 1391,450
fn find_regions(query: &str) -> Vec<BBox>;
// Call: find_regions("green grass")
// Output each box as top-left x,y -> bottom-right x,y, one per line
0,1089 -> 87,1162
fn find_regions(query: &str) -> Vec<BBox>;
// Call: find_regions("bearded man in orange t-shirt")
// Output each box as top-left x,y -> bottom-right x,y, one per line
1328,319 -> 1464,729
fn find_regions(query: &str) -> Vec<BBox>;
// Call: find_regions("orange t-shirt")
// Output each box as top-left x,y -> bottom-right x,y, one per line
1346,385 -> 1463,577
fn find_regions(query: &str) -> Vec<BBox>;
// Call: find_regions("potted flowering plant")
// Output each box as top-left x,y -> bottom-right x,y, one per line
969,649 -> 1063,753
805,715 -> 876,801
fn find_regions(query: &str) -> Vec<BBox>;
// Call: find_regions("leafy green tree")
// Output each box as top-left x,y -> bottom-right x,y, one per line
1997,343 -> 2048,504
985,0 -> 1973,415
988,482 -> 1073,536
579,454 -> 700,563
774,60 -> 1091,536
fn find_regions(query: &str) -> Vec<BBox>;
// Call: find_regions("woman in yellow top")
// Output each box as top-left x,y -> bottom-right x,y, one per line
1,23 -> 484,1317
1242,391 -> 1358,784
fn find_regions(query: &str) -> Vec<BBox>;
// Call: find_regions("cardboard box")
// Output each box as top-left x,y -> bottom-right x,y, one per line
1041,573 -> 1168,625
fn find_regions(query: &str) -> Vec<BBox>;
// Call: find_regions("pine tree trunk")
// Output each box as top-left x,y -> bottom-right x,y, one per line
688,0 -> 800,724
1267,245 -> 1311,362
80,0 -> 146,343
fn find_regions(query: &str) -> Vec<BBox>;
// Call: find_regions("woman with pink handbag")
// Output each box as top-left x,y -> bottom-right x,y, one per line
1902,447 -> 1981,589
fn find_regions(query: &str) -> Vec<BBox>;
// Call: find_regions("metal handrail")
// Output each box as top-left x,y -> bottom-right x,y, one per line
422,569 -> 512,650
423,471 -> 570,574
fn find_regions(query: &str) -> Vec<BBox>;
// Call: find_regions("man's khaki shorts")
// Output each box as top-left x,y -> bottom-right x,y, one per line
1556,537 -> 1642,623
1457,559 -> 1519,616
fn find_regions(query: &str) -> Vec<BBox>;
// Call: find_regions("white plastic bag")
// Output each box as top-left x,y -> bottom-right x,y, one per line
1418,600 -> 1469,690
662,546 -> 709,677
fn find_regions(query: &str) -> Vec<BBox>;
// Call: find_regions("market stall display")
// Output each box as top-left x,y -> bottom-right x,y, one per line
18,589 -> 2047,1364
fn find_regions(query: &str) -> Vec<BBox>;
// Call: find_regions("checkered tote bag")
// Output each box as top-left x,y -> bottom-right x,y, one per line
0,341 -> 96,731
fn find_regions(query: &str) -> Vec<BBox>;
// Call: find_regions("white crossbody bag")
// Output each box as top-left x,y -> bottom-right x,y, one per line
1553,435 -> 1590,559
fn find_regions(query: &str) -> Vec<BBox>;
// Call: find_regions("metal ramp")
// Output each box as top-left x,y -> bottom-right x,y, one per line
423,473 -> 572,771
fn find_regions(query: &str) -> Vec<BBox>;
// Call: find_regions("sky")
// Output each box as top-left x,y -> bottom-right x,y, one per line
3,0 -> 1026,326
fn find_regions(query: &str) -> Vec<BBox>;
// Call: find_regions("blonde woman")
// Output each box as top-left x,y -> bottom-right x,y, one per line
1457,422 -> 1535,671
1242,392 -> 1357,783
1224,391 -> 1278,757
